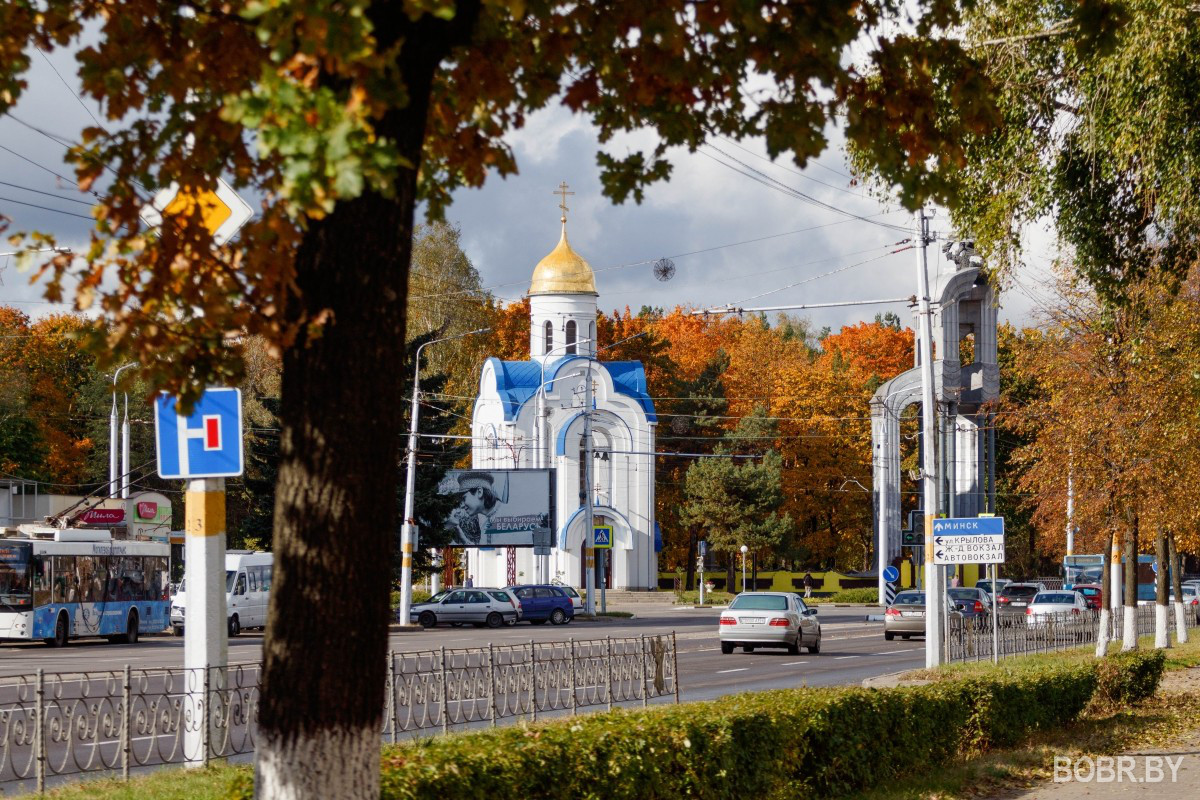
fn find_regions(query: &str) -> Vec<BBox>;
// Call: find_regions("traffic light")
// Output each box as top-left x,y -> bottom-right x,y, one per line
902,530 -> 925,548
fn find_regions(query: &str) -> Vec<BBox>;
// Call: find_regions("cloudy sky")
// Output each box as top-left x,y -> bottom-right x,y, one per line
1,45 -> 1059,334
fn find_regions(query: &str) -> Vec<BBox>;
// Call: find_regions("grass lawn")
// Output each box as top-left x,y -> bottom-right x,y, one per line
11,765 -> 251,800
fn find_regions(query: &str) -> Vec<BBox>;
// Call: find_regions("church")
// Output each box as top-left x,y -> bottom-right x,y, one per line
465,189 -> 659,591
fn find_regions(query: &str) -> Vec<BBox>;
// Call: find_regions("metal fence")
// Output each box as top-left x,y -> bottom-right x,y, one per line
947,605 -> 1200,662
0,633 -> 678,793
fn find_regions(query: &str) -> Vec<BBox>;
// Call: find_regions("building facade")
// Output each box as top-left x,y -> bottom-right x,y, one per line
466,211 -> 659,590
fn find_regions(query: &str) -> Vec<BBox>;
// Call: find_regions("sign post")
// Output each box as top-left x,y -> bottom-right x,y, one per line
593,525 -> 612,613
697,540 -> 707,606
154,387 -> 243,767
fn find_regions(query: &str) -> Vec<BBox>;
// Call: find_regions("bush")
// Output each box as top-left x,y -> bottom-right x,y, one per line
1094,649 -> 1165,707
809,588 -> 879,604
373,660 -> 1117,800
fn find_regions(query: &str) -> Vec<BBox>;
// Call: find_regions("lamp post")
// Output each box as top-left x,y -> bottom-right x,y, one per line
397,328 -> 489,625
740,544 -> 748,593
110,363 -> 136,499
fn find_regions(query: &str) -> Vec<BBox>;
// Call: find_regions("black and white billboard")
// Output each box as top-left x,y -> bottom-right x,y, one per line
438,469 -> 555,548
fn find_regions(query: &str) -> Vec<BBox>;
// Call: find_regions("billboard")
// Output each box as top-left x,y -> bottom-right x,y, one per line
439,469 -> 555,548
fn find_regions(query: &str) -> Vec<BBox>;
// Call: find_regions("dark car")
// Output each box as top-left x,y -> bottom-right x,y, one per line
996,582 -> 1045,614
1073,583 -> 1104,610
506,585 -> 575,625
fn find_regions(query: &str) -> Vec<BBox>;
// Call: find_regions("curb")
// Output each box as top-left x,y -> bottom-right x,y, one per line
861,669 -> 930,689
572,614 -> 630,624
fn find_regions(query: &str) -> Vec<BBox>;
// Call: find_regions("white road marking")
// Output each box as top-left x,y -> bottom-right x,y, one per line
783,661 -> 808,666
833,655 -> 859,660
696,647 -> 720,652
872,648 -> 922,655
716,667 -> 748,674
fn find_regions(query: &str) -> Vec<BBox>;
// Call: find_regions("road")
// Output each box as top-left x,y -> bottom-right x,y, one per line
0,604 -> 920,694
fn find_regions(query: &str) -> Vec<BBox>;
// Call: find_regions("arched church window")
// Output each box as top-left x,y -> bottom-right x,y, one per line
544,320 -> 553,354
565,320 -> 577,355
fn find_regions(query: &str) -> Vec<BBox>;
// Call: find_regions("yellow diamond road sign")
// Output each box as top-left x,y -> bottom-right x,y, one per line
139,178 -> 253,246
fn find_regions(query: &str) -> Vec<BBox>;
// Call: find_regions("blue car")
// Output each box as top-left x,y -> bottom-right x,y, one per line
506,585 -> 574,625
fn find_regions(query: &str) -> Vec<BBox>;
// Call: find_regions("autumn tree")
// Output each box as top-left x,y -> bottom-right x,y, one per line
1,0 -> 1004,795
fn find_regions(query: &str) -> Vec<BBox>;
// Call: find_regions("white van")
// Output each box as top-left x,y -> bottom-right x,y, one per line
170,551 -> 273,637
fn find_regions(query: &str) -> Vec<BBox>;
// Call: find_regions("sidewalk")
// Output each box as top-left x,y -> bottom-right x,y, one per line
1005,667 -> 1200,800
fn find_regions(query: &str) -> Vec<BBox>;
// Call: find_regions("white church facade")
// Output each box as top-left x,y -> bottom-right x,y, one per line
465,199 -> 659,590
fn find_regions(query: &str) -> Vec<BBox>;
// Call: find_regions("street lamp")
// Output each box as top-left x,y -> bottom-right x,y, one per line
110,363 -> 136,499
740,544 -> 748,593
397,328 -> 489,625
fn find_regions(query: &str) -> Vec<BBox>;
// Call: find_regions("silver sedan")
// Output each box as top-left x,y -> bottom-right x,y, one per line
410,588 -> 519,629
718,591 -> 821,655
1024,591 -> 1088,625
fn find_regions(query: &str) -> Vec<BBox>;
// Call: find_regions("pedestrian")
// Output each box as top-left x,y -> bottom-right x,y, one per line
803,572 -> 814,598
950,573 -> 960,588
465,575 -> 474,588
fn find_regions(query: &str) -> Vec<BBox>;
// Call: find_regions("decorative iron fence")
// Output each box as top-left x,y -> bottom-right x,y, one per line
947,605 -> 1199,662
0,633 -> 678,793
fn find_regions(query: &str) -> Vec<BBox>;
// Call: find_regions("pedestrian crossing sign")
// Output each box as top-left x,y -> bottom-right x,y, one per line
593,525 -> 613,549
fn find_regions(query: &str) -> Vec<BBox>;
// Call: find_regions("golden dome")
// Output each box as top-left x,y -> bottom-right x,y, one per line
529,223 -> 597,296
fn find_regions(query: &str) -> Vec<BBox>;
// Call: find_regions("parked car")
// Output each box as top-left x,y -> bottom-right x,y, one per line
996,583 -> 1045,614
506,585 -> 575,625
974,578 -> 1010,598
171,551 -> 273,637
554,584 -> 583,611
1024,591 -> 1088,624
718,591 -> 821,655
410,588 -> 519,629
1073,583 -> 1104,610
947,587 -> 993,617
1182,584 -> 1200,623
883,590 -> 965,641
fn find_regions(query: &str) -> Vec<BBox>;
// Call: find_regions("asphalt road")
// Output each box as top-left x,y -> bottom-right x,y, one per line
0,604 -> 920,692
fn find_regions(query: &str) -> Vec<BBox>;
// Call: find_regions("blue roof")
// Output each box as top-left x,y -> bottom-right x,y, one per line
486,357 -> 656,423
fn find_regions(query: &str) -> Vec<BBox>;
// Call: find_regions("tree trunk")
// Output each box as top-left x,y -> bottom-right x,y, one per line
684,531 -> 697,591
1155,527 -> 1169,648
1169,529 -> 1188,644
255,7 -> 481,799
1122,511 -> 1138,651
1095,529 -> 1113,658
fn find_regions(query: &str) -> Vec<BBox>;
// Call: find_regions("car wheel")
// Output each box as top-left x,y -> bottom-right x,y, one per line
486,612 -> 503,629
550,608 -> 566,625
418,611 -> 437,629
742,646 -> 754,653
721,642 -> 735,654
228,615 -> 240,637
172,625 -> 183,637
46,612 -> 69,648
885,631 -> 895,641
124,611 -> 140,644
530,619 -> 547,626
807,635 -> 821,654
787,638 -> 801,656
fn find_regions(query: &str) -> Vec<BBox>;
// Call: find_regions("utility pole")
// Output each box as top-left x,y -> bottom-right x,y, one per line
110,363 -> 135,499
397,328 -> 489,625
915,209 -> 942,669
582,363 -> 596,615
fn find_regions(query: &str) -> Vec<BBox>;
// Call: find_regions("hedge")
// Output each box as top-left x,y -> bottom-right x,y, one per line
365,650 -> 1165,800
223,650 -> 1164,800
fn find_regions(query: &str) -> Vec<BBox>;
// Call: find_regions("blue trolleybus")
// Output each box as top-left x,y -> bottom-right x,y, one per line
0,526 -> 170,646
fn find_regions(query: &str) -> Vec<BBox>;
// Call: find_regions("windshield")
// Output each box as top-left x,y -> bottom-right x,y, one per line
225,570 -> 236,593
1034,593 -> 1076,604
948,589 -> 980,601
894,592 -> 924,605
729,594 -> 787,611
0,542 -> 32,606
1003,586 -> 1038,598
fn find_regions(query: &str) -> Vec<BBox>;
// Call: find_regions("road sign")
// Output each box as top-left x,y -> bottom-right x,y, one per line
883,565 -> 899,583
593,525 -> 613,549
140,178 -> 254,246
932,516 -> 1005,565
884,583 -> 897,605
698,540 -> 706,558
154,388 -> 244,479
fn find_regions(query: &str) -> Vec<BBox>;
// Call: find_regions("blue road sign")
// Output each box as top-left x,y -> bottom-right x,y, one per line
154,388 -> 244,479
882,565 -> 899,584
698,540 -> 707,558
931,516 -> 1006,565
593,525 -> 613,549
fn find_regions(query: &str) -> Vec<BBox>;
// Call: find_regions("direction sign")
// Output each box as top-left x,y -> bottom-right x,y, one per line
593,525 -> 613,549
140,178 -> 254,246
154,388 -> 244,479
932,516 -> 1005,565
882,565 -> 899,583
